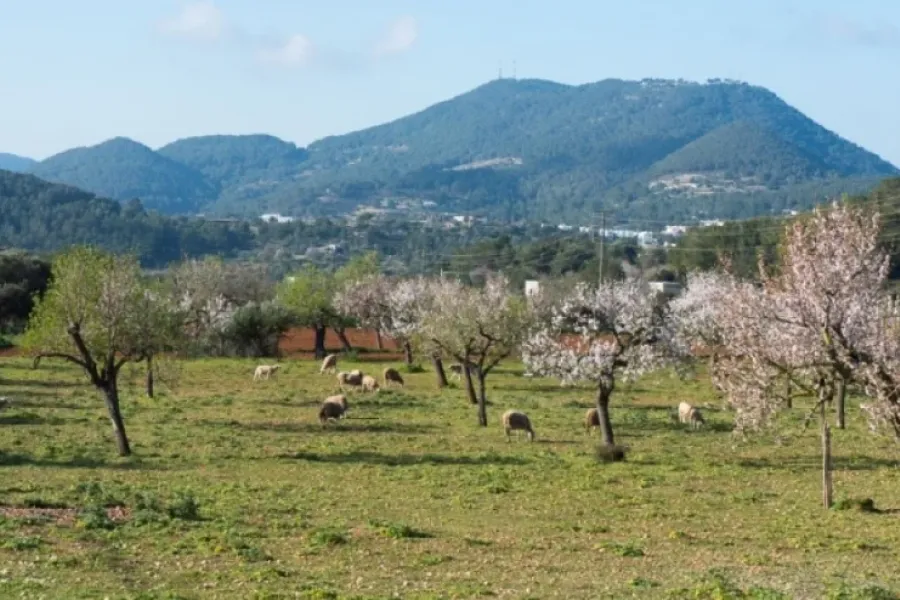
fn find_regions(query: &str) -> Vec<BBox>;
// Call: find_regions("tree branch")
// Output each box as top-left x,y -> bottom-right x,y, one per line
32,352 -> 89,371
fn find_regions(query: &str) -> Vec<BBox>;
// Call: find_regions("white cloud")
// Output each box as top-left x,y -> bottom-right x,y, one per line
374,16 -> 418,57
257,34 -> 315,68
158,1 -> 226,42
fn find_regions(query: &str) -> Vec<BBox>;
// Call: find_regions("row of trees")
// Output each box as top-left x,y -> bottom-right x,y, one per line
670,203 -> 900,507
20,201 -> 900,515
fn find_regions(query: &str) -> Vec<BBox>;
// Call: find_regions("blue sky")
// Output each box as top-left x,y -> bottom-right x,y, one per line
2,0 -> 900,163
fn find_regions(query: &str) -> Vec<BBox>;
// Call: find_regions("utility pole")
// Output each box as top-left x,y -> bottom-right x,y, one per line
598,211 -> 606,284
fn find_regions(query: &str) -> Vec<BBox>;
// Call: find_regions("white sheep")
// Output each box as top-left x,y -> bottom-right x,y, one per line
320,354 -> 338,374
502,409 -> 535,442
584,407 -> 600,434
336,371 -> 364,391
383,367 -> 404,388
361,374 -> 380,393
253,364 -> 280,381
678,401 -> 705,429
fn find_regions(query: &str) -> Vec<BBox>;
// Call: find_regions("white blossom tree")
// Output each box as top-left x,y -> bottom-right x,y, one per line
523,277 -> 680,446
669,270 -> 733,392
420,275 -> 532,426
712,203 -> 891,507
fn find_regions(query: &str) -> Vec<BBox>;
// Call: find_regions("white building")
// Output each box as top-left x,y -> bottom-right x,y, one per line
260,213 -> 295,224
524,280 -> 541,297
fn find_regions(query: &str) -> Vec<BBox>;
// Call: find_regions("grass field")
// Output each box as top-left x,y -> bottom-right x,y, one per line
1,356 -> 900,599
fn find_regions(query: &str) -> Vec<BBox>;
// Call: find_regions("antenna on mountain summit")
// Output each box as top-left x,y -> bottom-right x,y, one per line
498,61 -> 503,80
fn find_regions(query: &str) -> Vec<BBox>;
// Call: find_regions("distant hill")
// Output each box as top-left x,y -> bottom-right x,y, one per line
0,153 -> 36,173
18,78 -> 899,222
29,137 -> 218,214
0,169 -> 253,266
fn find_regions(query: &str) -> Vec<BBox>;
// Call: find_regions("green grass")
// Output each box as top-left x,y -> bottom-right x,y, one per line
1,357 -> 900,598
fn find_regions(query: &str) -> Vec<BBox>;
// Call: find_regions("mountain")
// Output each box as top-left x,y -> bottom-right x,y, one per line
21,78 -> 900,222
0,153 -> 36,173
157,134 -> 309,209
0,169 -> 253,266
29,137 -> 218,214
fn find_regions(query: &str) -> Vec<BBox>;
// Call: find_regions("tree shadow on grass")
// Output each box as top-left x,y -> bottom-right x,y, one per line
0,413 -> 68,426
735,455 -> 900,472
199,418 -> 436,435
5,398 -> 86,411
0,452 -> 161,471
0,378 -> 83,389
278,450 -> 530,467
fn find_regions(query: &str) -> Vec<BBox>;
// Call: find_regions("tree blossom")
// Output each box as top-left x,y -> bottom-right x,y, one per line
419,274 -> 532,426
523,277 -> 682,445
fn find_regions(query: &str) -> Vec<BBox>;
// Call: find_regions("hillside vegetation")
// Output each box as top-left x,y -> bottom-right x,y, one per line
13,78 -> 897,222
0,153 -> 35,173
0,170 -> 253,267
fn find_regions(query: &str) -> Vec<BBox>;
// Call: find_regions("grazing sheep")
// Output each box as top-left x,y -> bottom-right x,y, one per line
678,401 -> 705,429
323,394 -> 349,416
320,354 -> 338,374
448,363 -> 464,380
584,407 -> 600,434
319,399 -> 346,423
361,374 -> 380,393
337,371 -> 364,390
253,364 -> 280,381
383,367 -> 404,388
502,409 -> 535,442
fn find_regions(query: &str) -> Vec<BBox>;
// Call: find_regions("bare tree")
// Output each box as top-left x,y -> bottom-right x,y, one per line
524,277 -> 679,446
22,247 -> 180,456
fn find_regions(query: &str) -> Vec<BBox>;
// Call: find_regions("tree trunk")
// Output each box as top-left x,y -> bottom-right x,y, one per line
595,384 -> 615,446
146,355 -> 154,399
476,371 -> 488,427
334,327 -> 353,352
836,378 -> 846,429
102,380 -> 131,457
403,341 -> 414,365
314,325 -> 327,359
785,375 -> 792,409
822,419 -> 833,509
462,360 -> 478,405
374,329 -> 383,350
432,355 -> 448,388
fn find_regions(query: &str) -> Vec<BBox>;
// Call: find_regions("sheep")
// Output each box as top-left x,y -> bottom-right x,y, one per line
448,363 -> 480,380
319,399 -> 346,423
323,394 -> 349,416
337,371 -> 363,390
448,363 -> 464,380
320,354 -> 338,374
361,374 -> 380,393
678,401 -> 705,429
383,367 -> 404,388
502,409 -> 535,442
253,364 -> 280,381
584,407 -> 600,434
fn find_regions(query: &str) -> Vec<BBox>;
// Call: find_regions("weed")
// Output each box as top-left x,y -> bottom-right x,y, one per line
367,519 -> 432,539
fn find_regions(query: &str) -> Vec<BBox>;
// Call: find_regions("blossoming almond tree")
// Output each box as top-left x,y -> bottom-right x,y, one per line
713,203 -> 890,507
523,278 -> 680,446
420,274 -> 532,426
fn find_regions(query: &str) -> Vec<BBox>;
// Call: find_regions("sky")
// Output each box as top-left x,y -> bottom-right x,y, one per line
2,0 -> 900,163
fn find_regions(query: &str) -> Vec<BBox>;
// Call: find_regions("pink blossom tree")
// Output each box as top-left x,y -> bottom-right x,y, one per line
712,203 -> 891,507
523,278 -> 680,446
